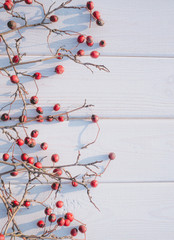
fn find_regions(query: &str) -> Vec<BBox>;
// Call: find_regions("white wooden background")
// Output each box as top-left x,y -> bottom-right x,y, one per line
1,0 -> 174,239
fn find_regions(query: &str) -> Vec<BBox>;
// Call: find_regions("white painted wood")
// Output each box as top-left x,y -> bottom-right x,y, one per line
1,119 -> 174,183
1,56 -> 174,118
1,0 -> 174,56
1,183 -> 174,240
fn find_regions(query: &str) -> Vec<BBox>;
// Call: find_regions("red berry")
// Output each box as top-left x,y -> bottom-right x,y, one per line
36,107 -> 43,114
58,116 -> 64,122
50,15 -> 58,22
71,228 -> 78,237
86,41 -> 94,47
51,154 -> 59,163
10,171 -> 18,177
24,201 -> 30,208
27,138 -> 36,148
64,219 -> 70,227
86,36 -> 93,43
44,207 -> 52,215
40,142 -> 48,150
53,104 -> 60,111
55,65 -> 64,74
57,53 -> 63,60
24,137 -> 31,145
86,1 -> 94,10
19,115 -> 27,123
1,113 -> 10,121
72,181 -> 78,187
46,115 -> 53,122
31,130 -> 39,138
30,96 -> 38,104
11,200 -> 19,207
10,75 -> 19,84
56,200 -> 63,208
21,153 -> 28,161
25,0 -> 33,4
3,153 -> 9,161
53,168 -> 62,176
12,55 -> 19,63
33,72 -> 42,80
99,40 -> 106,47
77,49 -> 85,56
57,217 -> 65,226
3,1 -> 13,10
16,139 -> 24,146
65,212 -> 74,222
51,182 -> 59,190
90,179 -> 98,187
108,152 -> 116,160
0,234 -> 5,240
34,162 -> 42,169
27,157 -> 35,165
48,213 -> 56,223
96,18 -> 104,26
91,114 -> 99,123
36,115 -> 44,122
79,225 -> 87,233
37,220 -> 45,228
77,35 -> 85,43
90,51 -> 100,58
93,11 -> 101,20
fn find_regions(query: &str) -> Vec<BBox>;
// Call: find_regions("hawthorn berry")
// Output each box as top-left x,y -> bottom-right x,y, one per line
57,53 -> 63,59
21,153 -> 28,161
0,233 -> 5,240
90,179 -> 98,187
4,1 -> 13,11
86,36 -> 93,43
37,220 -> 45,228
90,51 -> 100,58
96,18 -> 105,26
50,15 -> 58,22
58,116 -> 64,122
34,162 -> 42,169
31,130 -> 39,138
57,217 -> 65,226
36,107 -> 43,114
51,182 -> 59,190
56,200 -> 63,208
3,153 -> 9,161
46,115 -> 53,122
30,96 -> 38,104
53,103 -> 60,111
36,115 -> 44,122
77,35 -> 85,43
33,72 -> 42,80
91,114 -> 99,123
10,75 -> 19,84
16,138 -> 24,146
77,49 -> 85,56
72,181 -> 78,187
7,20 -> 16,29
10,171 -> 18,177
53,168 -> 62,176
71,228 -> 78,237
24,137 -> 31,145
65,212 -> 74,222
27,138 -> 36,148
99,40 -> 106,47
44,207 -> 52,215
48,213 -> 56,223
87,41 -> 94,47
51,154 -> 59,163
19,115 -> 27,123
23,200 -> 30,208
86,1 -> 94,10
27,157 -> 35,165
25,0 -> 33,4
1,113 -> 10,121
12,55 -> 20,63
64,219 -> 70,227
55,65 -> 64,74
93,11 -> 101,20
79,225 -> 87,233
40,142 -> 48,150
108,152 -> 116,160
11,200 -> 19,207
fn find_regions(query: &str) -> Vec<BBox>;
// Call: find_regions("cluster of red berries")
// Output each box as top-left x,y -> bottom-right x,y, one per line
86,1 -> 104,26
3,0 -> 32,10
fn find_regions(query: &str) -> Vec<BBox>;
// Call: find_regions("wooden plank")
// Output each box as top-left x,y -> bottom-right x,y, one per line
1,0 -> 174,56
1,119 -> 174,183
1,56 -> 174,118
0,183 -> 174,240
